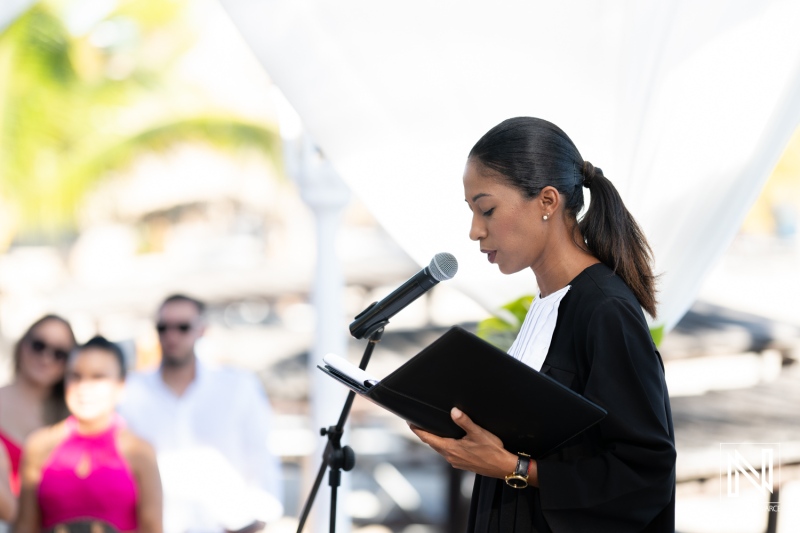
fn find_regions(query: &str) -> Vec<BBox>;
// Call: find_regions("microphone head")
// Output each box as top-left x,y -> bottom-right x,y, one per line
429,252 -> 458,281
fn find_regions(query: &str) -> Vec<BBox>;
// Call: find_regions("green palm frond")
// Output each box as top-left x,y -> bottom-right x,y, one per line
122,118 -> 281,160
476,295 -> 534,351
69,116 -> 281,180
12,117 -> 282,242
1,1 -> 282,244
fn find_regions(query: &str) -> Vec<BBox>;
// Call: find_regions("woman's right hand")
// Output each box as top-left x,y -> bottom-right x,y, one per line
410,407 -> 538,485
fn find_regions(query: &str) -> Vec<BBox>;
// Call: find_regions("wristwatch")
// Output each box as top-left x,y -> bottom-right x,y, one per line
504,452 -> 531,489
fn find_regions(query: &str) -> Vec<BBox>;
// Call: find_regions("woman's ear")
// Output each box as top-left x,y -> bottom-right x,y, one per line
538,186 -> 561,215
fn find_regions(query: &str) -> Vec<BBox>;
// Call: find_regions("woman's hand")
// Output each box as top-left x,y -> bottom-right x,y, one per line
410,407 -> 537,485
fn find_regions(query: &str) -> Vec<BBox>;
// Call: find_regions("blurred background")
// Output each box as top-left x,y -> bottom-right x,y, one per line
1,1 -> 800,532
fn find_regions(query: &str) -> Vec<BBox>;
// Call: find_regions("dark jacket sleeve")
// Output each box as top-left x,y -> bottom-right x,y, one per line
536,297 -> 676,532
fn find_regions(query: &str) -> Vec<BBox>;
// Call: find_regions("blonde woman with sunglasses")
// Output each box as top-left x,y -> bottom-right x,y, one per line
0,315 -> 76,509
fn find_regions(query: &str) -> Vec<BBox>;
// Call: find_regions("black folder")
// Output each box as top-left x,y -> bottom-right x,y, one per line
319,326 -> 607,458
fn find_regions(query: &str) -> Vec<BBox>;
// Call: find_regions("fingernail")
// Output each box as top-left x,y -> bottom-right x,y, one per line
452,407 -> 462,418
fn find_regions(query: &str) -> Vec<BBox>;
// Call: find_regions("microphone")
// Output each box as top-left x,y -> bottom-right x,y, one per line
349,252 -> 458,339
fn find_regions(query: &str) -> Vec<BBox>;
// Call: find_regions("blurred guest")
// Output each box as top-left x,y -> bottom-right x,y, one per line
119,295 -> 283,533
0,315 -> 75,499
15,336 -> 162,533
0,445 -> 14,521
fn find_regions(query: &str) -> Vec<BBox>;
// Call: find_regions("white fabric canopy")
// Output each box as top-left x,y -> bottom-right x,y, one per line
220,0 -> 800,330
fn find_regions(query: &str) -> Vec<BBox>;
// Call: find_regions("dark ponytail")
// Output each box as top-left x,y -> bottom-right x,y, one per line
469,117 -> 658,317
579,162 -> 657,317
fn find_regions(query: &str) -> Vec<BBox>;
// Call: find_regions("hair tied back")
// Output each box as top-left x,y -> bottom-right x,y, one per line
582,161 -> 602,188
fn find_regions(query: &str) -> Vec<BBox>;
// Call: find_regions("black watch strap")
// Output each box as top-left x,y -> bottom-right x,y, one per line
515,454 -> 530,477
505,452 -> 531,489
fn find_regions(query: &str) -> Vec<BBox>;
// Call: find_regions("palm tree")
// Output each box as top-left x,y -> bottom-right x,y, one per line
0,0 -> 281,246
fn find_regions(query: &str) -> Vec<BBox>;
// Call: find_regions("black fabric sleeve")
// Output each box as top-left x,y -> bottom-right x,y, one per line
536,297 -> 676,532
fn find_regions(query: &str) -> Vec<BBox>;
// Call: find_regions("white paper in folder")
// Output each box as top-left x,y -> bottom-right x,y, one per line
322,353 -> 380,389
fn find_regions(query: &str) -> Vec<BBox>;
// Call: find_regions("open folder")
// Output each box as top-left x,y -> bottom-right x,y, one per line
319,326 -> 607,458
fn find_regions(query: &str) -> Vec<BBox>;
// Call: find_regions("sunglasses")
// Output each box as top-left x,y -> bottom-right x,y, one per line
29,338 -> 70,362
156,322 -> 193,334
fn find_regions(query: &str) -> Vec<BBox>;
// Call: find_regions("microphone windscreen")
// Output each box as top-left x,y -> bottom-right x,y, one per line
429,252 -> 458,281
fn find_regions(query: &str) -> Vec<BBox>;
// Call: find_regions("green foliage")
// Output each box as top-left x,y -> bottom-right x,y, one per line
650,324 -> 665,347
477,294 -> 666,350
476,295 -> 534,351
0,0 -> 281,245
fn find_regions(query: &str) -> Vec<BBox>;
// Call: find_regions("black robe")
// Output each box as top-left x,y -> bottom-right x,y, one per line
467,263 -> 676,532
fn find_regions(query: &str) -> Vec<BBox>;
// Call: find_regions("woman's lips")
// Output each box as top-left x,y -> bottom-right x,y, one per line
482,249 -> 497,263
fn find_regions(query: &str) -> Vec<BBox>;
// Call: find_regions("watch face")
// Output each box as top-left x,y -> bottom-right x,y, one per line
505,475 -> 528,489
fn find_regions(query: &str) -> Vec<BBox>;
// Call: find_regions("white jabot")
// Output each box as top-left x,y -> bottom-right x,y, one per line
507,285 -> 571,371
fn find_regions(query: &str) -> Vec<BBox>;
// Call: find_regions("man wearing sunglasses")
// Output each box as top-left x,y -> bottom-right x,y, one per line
119,294 -> 283,533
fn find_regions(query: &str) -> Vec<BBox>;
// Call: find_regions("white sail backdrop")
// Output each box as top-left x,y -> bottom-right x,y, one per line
220,0 -> 800,330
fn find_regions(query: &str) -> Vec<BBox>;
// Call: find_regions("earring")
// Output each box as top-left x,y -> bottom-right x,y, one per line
543,214 -> 549,221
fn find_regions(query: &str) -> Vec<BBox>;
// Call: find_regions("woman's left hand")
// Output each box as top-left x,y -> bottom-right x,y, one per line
409,407 -> 520,480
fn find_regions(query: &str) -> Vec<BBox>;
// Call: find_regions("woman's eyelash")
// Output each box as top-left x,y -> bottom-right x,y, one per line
483,208 -> 495,217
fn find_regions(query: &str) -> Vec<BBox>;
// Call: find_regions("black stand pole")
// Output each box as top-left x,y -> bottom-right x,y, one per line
296,325 -> 386,533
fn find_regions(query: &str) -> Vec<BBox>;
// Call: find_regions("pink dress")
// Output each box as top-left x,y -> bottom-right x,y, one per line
0,429 -> 21,495
38,417 -> 138,532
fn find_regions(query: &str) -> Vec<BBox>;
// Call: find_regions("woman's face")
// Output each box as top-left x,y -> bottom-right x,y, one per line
65,348 -> 123,422
463,159 -> 548,275
18,320 -> 73,388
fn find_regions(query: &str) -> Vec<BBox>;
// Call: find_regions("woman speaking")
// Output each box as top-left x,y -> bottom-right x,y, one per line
411,117 -> 675,532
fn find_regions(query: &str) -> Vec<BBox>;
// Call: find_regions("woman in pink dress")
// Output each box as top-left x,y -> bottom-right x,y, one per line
15,336 -> 162,533
0,315 -> 75,503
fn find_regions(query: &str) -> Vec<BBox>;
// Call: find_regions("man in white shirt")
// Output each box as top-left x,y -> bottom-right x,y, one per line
119,295 -> 283,533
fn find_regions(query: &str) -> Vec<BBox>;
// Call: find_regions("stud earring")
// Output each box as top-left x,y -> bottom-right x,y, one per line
543,214 -> 549,221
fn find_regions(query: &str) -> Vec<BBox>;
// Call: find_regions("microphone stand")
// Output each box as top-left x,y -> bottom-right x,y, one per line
296,322 -> 386,533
